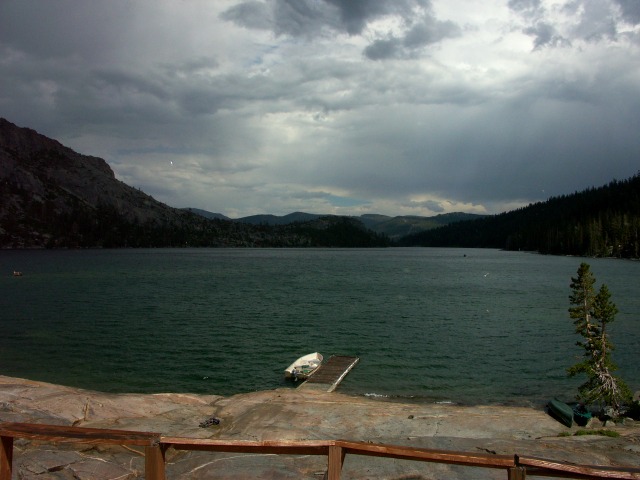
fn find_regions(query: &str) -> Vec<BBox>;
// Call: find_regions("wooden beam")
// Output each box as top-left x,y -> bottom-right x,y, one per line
509,466 -> 526,480
0,423 -> 160,447
145,444 -> 166,480
161,437 -> 330,456
336,440 -> 514,469
327,445 -> 345,480
0,436 -> 13,480
518,456 -> 640,480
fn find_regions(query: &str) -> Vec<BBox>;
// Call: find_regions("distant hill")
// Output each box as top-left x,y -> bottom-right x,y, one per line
0,118 -> 389,248
182,208 -> 230,221
237,211 -> 321,226
186,210 -> 484,239
399,175 -> 640,259
360,212 -> 484,239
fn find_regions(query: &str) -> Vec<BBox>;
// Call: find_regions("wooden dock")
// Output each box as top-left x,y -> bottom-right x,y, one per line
299,355 -> 359,392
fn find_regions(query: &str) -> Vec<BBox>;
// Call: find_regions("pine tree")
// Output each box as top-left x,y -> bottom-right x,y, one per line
568,263 -> 599,356
567,263 -> 631,414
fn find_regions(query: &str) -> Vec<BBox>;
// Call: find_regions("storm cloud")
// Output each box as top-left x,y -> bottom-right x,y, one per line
1,0 -> 638,218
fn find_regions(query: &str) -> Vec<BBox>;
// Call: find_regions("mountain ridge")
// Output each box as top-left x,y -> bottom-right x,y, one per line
183,209 -> 485,240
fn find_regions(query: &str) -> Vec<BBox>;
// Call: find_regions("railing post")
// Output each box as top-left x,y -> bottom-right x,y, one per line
327,445 -> 345,480
145,444 -> 166,480
0,436 -> 13,480
508,466 -> 526,480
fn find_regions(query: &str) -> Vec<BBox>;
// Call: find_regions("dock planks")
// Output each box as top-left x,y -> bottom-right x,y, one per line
300,355 -> 359,392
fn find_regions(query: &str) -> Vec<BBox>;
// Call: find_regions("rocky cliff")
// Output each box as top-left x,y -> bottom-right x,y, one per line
0,118 -> 198,247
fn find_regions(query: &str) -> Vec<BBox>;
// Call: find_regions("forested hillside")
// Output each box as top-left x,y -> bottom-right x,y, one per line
399,174 -> 640,258
231,211 -> 485,240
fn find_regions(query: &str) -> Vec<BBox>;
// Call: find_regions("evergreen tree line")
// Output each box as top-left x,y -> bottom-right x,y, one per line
398,173 -> 640,258
0,189 -> 391,248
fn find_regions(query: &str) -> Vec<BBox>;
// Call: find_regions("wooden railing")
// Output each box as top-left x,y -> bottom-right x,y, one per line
2,422 -> 640,480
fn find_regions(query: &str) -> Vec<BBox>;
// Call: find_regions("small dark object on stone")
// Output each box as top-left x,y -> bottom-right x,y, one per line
199,416 -> 220,427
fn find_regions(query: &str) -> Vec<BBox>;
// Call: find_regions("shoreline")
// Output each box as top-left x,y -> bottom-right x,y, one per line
2,374 -> 639,478
1,372 -> 559,412
1,370 -> 561,410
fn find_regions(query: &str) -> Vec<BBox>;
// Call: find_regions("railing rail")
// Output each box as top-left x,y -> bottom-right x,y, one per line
515,455 -> 640,480
2,422 -> 639,480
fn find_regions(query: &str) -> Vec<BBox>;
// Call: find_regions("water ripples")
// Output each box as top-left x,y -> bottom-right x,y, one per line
1,248 -> 638,405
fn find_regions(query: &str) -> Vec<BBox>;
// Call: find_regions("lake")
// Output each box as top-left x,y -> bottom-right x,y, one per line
1,248 -> 638,407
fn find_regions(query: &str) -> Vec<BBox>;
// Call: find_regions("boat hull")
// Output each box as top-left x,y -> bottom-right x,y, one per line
284,352 -> 323,381
547,399 -> 574,427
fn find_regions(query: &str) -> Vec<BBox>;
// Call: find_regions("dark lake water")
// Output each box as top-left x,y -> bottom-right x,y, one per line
1,248 -> 638,407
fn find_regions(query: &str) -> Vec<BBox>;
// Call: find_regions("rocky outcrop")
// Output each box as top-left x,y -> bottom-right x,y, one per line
1,375 -> 639,479
0,118 -> 195,247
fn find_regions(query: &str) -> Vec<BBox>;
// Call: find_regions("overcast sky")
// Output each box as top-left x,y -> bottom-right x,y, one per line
1,0 -> 639,218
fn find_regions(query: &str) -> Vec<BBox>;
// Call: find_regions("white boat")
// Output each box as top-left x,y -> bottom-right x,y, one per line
284,352 -> 323,381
